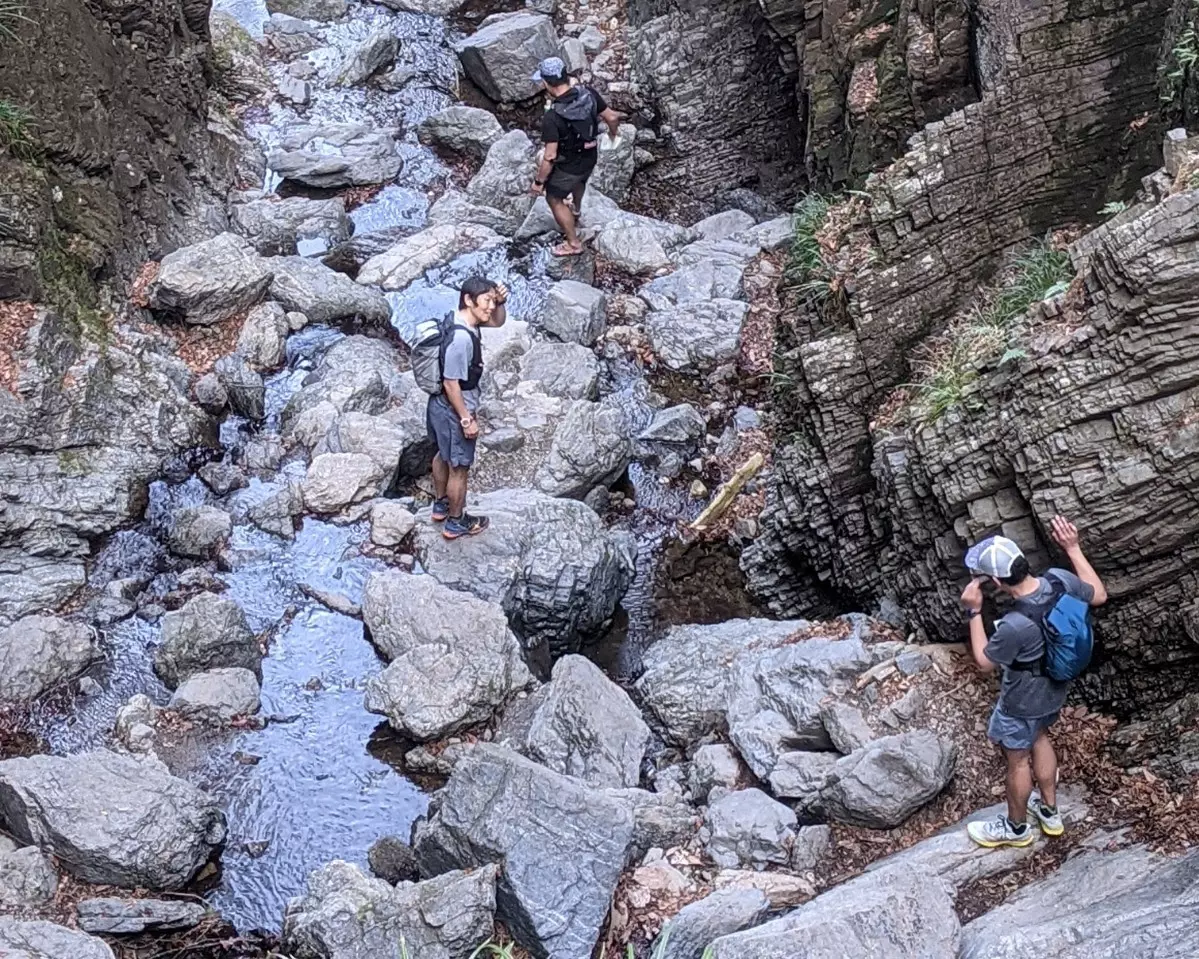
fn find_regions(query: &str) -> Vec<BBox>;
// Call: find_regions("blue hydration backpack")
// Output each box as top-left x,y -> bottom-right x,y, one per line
1012,573 -> 1094,681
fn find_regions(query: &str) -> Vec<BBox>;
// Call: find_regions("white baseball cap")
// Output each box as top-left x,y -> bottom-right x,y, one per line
964,535 -> 1025,578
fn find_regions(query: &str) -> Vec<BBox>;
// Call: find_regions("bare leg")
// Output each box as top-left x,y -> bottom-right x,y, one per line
1004,747 -> 1033,824
570,179 -> 587,220
431,453 -> 449,500
446,465 -> 469,518
1031,730 -> 1058,806
547,195 -> 583,254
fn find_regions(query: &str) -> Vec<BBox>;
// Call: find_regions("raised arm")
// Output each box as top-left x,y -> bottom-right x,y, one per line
1050,515 -> 1108,606
961,578 -> 997,672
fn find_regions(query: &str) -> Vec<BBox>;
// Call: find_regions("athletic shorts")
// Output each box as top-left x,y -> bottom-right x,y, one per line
988,707 -> 1060,752
546,162 -> 595,200
426,394 -> 476,468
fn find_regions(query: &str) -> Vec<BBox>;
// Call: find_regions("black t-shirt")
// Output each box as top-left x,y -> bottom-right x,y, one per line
540,86 -> 608,176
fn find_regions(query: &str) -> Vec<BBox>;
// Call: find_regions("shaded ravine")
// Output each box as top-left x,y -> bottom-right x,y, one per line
24,0 -> 702,934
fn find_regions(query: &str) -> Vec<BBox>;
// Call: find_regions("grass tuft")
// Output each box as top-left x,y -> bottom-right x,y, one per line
0,0 -> 31,41
0,99 -> 35,158
785,192 -> 836,299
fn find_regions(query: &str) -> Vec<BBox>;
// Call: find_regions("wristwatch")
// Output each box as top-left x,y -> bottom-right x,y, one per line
966,607 -> 982,619
460,416 -> 474,428
534,178 -> 546,186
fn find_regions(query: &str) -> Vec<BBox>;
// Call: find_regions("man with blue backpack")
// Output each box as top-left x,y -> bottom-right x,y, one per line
960,515 -> 1108,848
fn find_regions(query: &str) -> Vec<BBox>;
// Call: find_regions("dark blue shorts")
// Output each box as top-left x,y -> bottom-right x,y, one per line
988,708 -> 1059,752
426,394 -> 476,469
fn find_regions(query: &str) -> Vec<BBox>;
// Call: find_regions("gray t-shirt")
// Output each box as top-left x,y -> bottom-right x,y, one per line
985,568 -> 1094,718
440,324 -> 480,413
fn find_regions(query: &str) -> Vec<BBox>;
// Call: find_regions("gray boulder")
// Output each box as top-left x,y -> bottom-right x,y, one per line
266,0 -> 346,19
283,860 -> 497,959
413,489 -> 632,661
0,750 -> 225,889
150,233 -> 273,325
315,410 -> 420,483
790,824 -> 831,873
248,481 -> 304,539
656,888 -> 770,959
237,301 -> 290,371
231,196 -> 352,257
641,256 -> 749,310
694,209 -> 757,242
638,404 -> 705,444
362,571 -> 531,742
418,106 -> 504,160
269,123 -> 401,188
705,788 -> 796,870
525,655 -> 648,788
820,701 -> 875,754
77,898 -> 208,935
768,751 -> 836,807
647,299 -> 748,374
0,920 -> 114,959
168,505 -> 232,559
516,188 -> 621,241
154,593 -> 260,689
689,744 -> 744,803
816,731 -> 959,828
194,371 -> 228,414
336,24 -> 398,85
708,866 -> 960,958
536,280 -> 607,345
593,212 -> 695,274
0,838 -> 57,909
427,190 -> 515,234
606,788 -> 699,861
518,341 -> 599,400
0,615 -> 96,704
590,124 -> 636,202
376,0 -> 467,14
370,500 -> 415,547
356,222 -> 505,291
302,452 -> 387,513
465,131 -> 537,232
268,255 -> 391,326
413,745 -> 635,959
734,215 -> 794,252
535,400 -> 632,498
214,353 -> 266,420
453,12 -> 560,103
168,667 -> 262,723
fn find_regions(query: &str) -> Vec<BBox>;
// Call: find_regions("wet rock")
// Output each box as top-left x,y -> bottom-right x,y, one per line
817,731 -> 957,828
0,615 -> 97,704
647,299 -> 748,374
655,888 -> 770,959
266,0 -> 346,19
413,744 -> 634,959
638,404 -> 705,444
0,750 -> 225,889
518,341 -> 599,400
265,12 -> 319,35
323,225 -> 420,277
268,255 -> 392,326
336,23 -> 399,86
168,667 -> 262,723
149,233 -> 273,325
367,836 -> 418,884
269,123 -> 402,188
0,920 -> 114,959
214,354 -> 266,420
413,489 -> 632,660
114,695 -> 161,753
705,788 -> 796,870
356,222 -> 505,291
689,744 -> 744,803
155,593 -> 260,689
768,751 -> 836,806
369,500 -> 415,547
0,839 -> 58,909
536,279 -> 607,346
302,452 -> 387,514
427,191 -> 514,234
516,188 -> 620,241
284,860 -> 497,958
248,481 -> 305,539
418,105 -> 504,160
198,461 -> 248,496
77,898 -> 208,935
819,702 -> 874,754
593,212 -> 695,273
590,123 -> 636,202
194,372 -> 228,414
535,400 -> 631,498
790,824 -> 831,873
465,130 -> 537,232
709,866 -> 960,958
362,571 -> 531,741
231,197 -> 351,258
167,505 -> 232,559
281,337 -> 406,437
695,209 -> 757,242
235,302 -> 290,372
453,12 -> 560,103
525,655 -> 648,788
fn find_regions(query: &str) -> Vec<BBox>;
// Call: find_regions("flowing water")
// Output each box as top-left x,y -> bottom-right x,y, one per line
25,0 -> 701,932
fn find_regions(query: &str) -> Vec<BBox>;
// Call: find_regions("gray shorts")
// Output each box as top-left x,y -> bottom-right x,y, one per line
988,707 -> 1059,752
426,394 -> 476,469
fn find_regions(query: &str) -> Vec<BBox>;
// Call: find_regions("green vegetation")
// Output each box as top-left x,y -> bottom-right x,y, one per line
785,192 -> 837,301
0,99 -> 35,159
907,241 -> 1073,423
0,0 -> 31,41
1099,200 -> 1128,218
1162,10 -> 1199,108
36,226 -> 111,348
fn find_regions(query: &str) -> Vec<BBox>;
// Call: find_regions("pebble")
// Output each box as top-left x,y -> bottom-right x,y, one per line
78,676 -> 103,697
690,480 -> 709,499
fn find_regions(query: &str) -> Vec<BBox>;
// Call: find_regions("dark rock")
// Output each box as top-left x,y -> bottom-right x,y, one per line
76,898 -> 208,935
367,836 -> 419,884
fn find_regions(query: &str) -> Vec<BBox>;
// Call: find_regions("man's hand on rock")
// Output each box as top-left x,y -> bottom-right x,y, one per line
1051,514 -> 1081,552
961,578 -> 984,614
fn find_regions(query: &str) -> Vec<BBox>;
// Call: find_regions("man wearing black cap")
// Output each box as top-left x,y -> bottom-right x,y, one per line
959,516 -> 1107,848
529,56 -> 622,256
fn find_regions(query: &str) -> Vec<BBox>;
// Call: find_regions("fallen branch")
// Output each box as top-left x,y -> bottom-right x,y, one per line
688,452 -> 765,533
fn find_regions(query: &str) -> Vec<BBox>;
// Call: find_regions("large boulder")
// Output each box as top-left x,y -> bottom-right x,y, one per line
361,571 -> 532,741
453,12 -> 560,103
656,888 -> 770,959
708,866 -> 960,958
816,731 -> 958,828
0,837 -> 58,910
154,593 -> 260,689
0,920 -> 114,959
356,223 -> 505,291
534,400 -> 632,498
231,196 -> 352,256
0,615 -> 96,704
418,106 -> 504,160
281,336 -> 408,436
167,505 -> 232,559
594,213 -> 695,273
0,751 -> 225,889
214,354 -> 266,420
149,233 -> 273,325
413,745 -> 635,959
524,655 -> 648,788
427,190 -> 515,234
465,131 -> 537,233
516,189 -> 621,241
283,860 -> 497,959
518,341 -> 599,400
413,489 -> 633,662
336,23 -> 398,86
647,299 -> 749,374
237,301 -> 290,370
314,410 -> 420,483
302,452 -> 387,513
269,123 -> 402,188
168,667 -> 262,723
705,788 -> 796,870
268,256 -> 392,326
535,280 -> 607,346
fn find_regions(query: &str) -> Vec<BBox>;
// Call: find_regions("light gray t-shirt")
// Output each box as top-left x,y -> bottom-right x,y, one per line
985,568 -> 1094,718
440,324 -> 480,413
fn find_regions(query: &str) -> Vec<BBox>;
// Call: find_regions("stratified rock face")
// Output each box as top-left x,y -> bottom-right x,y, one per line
960,846 -> 1199,958
0,751 -> 225,890
412,745 -> 635,959
0,920 -> 115,959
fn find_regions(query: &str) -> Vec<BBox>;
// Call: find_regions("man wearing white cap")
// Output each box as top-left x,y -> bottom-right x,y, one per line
960,516 -> 1107,848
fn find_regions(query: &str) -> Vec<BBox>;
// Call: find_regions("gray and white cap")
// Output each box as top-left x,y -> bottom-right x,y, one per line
531,56 -> 567,83
965,535 -> 1025,578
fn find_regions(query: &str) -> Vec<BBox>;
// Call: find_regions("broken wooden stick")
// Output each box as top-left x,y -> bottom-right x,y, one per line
688,451 -> 765,533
